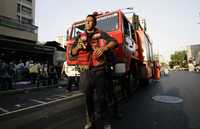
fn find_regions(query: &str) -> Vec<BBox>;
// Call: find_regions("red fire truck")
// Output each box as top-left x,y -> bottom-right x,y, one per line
65,9 -> 155,87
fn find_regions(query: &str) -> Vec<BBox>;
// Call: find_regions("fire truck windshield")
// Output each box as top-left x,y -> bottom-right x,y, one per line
72,13 -> 118,38
96,13 -> 118,32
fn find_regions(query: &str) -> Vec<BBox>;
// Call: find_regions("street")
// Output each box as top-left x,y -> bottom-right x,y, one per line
0,87 -> 85,129
112,71 -> 200,129
1,0 -> 200,129
0,71 -> 200,129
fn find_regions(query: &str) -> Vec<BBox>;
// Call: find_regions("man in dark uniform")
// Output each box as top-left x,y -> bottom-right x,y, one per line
71,14 -> 118,129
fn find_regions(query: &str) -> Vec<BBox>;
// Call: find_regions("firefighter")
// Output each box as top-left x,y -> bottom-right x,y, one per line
71,14 -> 118,129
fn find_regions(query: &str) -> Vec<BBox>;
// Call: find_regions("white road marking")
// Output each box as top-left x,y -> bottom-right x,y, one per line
0,92 -> 83,117
30,99 -> 47,104
46,97 -> 55,100
53,95 -> 67,98
0,107 -> 9,113
15,104 -> 22,107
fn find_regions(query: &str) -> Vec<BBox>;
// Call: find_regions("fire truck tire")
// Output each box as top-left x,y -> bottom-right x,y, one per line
121,73 -> 132,98
144,79 -> 149,85
139,78 -> 149,86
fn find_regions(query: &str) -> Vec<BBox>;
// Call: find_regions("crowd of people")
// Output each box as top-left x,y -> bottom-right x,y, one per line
0,59 -> 63,90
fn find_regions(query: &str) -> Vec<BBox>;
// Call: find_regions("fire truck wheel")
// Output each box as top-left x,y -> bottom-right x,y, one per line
139,78 -> 149,86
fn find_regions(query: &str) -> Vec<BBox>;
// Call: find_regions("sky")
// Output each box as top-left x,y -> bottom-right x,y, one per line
35,0 -> 200,62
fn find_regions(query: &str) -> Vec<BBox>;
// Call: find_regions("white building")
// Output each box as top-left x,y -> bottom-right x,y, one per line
187,44 -> 200,65
56,35 -> 67,48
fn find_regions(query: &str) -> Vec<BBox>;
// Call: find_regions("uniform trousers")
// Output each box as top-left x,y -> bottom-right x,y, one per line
79,67 -> 111,128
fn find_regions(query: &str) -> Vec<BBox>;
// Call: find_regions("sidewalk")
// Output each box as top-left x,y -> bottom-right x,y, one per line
0,80 -> 70,96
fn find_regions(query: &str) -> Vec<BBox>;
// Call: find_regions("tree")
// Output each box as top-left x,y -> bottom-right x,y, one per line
169,50 -> 187,68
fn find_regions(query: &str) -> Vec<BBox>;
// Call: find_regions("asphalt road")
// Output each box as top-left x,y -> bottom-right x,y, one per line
112,71 -> 200,129
0,87 -> 85,129
1,71 -> 200,129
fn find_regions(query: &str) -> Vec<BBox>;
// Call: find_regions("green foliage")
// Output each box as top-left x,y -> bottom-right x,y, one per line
161,62 -> 168,67
170,50 -> 187,68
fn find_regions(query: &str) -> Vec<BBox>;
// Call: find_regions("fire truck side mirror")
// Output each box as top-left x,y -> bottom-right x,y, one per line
66,29 -> 69,40
66,27 -> 72,40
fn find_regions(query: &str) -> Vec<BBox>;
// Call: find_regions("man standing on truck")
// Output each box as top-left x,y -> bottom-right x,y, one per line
71,14 -> 118,129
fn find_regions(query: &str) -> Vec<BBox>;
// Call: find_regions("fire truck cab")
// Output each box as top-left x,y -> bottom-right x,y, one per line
65,9 -> 155,87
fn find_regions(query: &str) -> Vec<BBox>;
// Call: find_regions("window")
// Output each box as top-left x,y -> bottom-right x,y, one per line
71,13 -> 119,39
123,16 -> 133,37
26,0 -> 32,2
122,15 -> 135,53
96,13 -> 118,32
17,4 -> 21,13
22,6 -> 32,16
21,17 -> 32,24
17,15 -> 21,22
72,23 -> 85,39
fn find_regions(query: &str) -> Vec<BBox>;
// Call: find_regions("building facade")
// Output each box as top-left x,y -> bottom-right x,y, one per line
0,0 -> 37,42
0,0 -> 55,63
56,35 -> 67,48
17,0 -> 35,25
187,44 -> 200,65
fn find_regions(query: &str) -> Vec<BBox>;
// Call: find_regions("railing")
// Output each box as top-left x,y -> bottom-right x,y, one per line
0,15 -> 38,33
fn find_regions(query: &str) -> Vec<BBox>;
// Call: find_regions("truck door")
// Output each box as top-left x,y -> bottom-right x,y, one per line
122,16 -> 135,54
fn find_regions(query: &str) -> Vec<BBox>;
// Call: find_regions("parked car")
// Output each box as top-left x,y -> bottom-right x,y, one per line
188,63 -> 195,72
161,67 -> 169,76
164,68 -> 169,75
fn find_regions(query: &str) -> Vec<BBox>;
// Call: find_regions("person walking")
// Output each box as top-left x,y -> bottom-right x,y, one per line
71,14 -> 118,129
61,61 -> 72,93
